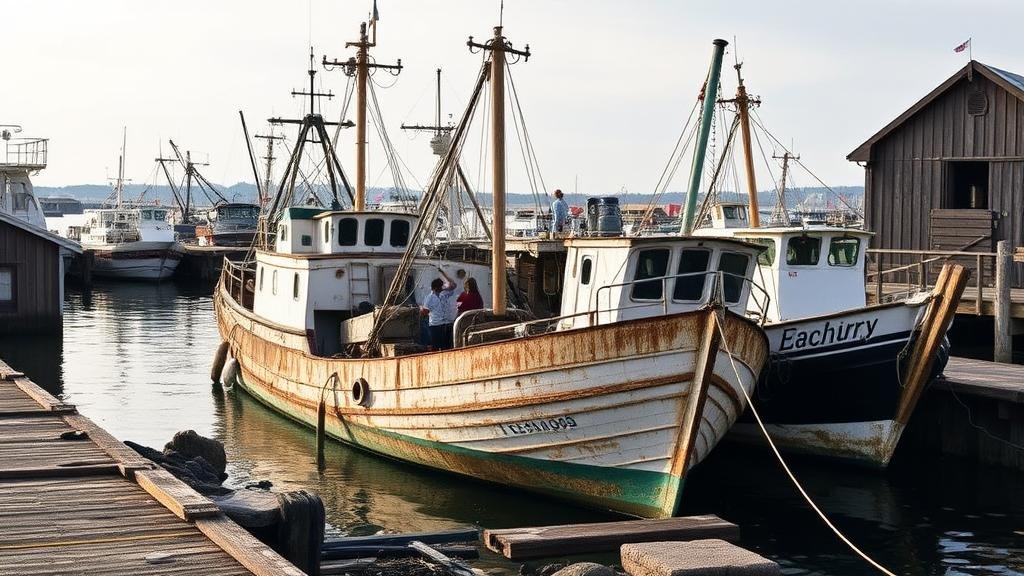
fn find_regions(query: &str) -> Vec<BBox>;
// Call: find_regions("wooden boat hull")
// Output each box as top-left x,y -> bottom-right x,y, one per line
215,282 -> 768,518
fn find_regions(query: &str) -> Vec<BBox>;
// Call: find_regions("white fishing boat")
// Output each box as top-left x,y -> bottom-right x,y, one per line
0,125 -> 48,229
78,131 -> 181,280
215,24 -> 770,517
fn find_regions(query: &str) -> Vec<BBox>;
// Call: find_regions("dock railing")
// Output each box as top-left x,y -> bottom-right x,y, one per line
867,241 -> 1018,363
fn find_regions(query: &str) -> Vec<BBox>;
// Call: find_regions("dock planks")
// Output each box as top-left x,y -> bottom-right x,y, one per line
0,358 -> 304,576
941,356 -> 1024,404
484,515 -> 740,560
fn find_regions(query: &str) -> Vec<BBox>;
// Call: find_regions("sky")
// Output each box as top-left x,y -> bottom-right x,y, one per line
4,0 -> 1020,196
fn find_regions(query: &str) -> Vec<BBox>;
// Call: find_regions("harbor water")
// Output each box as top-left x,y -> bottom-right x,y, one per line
2,281 -> 1022,576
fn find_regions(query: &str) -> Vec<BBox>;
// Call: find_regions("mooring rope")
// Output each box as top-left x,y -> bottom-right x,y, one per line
713,316 -> 898,576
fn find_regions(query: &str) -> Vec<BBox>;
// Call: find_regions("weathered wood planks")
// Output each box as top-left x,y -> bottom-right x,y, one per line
484,515 -> 740,560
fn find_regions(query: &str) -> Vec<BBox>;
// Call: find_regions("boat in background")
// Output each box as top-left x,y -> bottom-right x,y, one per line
195,202 -> 260,247
77,131 -> 181,280
0,124 -> 48,229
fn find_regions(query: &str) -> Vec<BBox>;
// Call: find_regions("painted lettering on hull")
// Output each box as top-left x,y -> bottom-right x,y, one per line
499,416 -> 578,436
779,318 -> 879,352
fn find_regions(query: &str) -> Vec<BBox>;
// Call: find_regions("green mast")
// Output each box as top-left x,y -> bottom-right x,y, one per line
680,38 -> 729,235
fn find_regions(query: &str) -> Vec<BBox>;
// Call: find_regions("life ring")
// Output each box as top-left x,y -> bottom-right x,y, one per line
220,355 -> 239,391
352,378 -> 370,407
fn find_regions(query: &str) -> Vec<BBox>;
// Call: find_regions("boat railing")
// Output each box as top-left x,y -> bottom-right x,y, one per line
461,270 -> 771,345
222,258 -> 258,310
1,138 -> 48,169
866,247 -> 1006,314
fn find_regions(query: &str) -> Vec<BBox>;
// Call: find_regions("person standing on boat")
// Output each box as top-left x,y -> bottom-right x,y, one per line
421,269 -> 457,350
456,277 -> 484,315
551,189 -> 568,235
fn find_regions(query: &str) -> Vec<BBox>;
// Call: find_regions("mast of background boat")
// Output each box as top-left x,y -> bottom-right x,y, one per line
734,63 -> 760,227
469,26 -> 529,315
680,39 -> 728,235
346,12 -> 402,211
116,127 -> 127,208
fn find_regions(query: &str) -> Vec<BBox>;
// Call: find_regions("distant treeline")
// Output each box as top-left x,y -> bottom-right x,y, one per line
35,183 -> 864,209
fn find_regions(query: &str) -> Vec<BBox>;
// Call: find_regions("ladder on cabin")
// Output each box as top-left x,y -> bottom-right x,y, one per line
349,262 -> 372,309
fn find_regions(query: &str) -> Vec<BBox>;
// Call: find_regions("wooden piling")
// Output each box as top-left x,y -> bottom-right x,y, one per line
995,240 -> 1012,363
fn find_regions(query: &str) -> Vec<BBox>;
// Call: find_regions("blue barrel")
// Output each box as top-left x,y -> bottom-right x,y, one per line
586,197 -> 623,236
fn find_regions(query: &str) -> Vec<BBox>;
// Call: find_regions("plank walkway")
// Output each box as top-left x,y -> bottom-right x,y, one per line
0,359 -> 303,576
940,356 -> 1024,404
869,284 -> 1024,318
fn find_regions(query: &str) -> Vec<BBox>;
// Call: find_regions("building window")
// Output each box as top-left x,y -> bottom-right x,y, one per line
293,273 -> 300,300
365,219 -> 385,246
673,249 -> 710,301
718,252 -> 750,304
786,236 -> 821,266
390,220 -> 410,247
0,266 -> 15,310
338,218 -> 358,246
631,249 -> 669,300
828,237 -> 860,267
580,257 -> 593,285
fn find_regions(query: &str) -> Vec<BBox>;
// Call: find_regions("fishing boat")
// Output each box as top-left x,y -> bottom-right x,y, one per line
686,64 -> 968,466
196,202 -> 261,247
215,22 -> 770,518
78,132 -> 182,280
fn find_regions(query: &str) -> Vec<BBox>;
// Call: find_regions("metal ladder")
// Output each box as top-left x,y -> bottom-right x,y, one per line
349,262 -> 372,307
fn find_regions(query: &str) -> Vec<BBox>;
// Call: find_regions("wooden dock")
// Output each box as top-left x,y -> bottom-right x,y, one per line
941,356 -> 1024,403
869,283 -> 1024,318
0,359 -> 303,576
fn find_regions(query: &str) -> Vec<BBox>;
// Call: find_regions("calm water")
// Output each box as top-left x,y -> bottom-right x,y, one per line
2,282 -> 1022,575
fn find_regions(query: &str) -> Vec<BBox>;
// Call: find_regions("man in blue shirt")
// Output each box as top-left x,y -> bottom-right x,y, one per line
420,269 -> 457,350
551,189 -> 568,235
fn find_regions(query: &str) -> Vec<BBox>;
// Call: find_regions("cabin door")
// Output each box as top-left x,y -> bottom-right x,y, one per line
574,253 -> 597,327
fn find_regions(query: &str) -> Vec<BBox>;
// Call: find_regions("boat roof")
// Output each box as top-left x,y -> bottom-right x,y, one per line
727,225 -> 873,238
565,235 -> 767,252
309,210 -> 419,221
0,211 -> 83,253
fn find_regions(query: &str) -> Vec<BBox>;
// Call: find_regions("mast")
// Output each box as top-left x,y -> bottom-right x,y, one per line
681,39 -> 728,235
254,130 -> 284,209
468,26 -> 530,316
734,63 -> 760,227
770,151 -> 798,226
116,127 -> 126,207
436,68 -> 442,135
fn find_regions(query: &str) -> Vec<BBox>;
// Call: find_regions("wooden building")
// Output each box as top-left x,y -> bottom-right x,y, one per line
848,60 -> 1024,286
0,212 -> 81,333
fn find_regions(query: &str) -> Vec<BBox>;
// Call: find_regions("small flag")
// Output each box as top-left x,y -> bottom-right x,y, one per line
371,0 -> 379,23
954,38 -> 971,53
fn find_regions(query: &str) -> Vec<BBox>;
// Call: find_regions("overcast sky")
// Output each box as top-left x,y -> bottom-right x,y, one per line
4,0 -> 1019,196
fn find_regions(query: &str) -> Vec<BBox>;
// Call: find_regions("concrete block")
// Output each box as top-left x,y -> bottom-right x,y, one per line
621,539 -> 779,576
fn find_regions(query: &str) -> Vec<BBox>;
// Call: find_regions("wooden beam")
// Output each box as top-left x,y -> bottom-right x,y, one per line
135,469 -> 221,521
195,515 -> 308,576
483,515 -> 739,560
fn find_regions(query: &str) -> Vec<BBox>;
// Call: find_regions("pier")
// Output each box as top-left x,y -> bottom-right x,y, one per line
0,359 -> 302,576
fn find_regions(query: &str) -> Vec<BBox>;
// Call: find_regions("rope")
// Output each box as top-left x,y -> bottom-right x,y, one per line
713,316 -> 897,576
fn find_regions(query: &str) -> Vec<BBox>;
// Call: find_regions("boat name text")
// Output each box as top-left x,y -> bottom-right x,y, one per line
779,318 -> 878,351
499,416 -> 578,436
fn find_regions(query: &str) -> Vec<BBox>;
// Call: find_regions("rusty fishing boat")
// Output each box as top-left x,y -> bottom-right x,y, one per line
214,19 -> 770,518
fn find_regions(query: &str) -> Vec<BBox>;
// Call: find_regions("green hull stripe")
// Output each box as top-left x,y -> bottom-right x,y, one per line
237,375 -> 684,518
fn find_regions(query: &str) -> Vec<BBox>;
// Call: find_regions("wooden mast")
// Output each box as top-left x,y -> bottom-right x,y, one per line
734,64 -> 760,227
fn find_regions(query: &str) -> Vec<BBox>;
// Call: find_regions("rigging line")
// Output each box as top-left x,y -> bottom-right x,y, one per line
506,61 -> 548,206
713,317 -> 897,576
749,110 -> 863,218
643,98 -> 701,230
505,63 -> 542,212
332,75 -> 356,146
367,80 -> 412,200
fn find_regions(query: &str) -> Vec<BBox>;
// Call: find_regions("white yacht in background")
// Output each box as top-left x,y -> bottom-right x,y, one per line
77,134 -> 181,280
0,125 -> 48,229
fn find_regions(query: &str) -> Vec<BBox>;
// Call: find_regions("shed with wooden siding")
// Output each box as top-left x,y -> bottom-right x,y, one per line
848,60 -> 1024,287
0,211 -> 81,333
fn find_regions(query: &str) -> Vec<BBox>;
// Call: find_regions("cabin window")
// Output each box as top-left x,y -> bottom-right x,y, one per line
364,219 -> 385,246
279,225 -> 289,241
631,249 -> 669,300
154,210 -> 167,221
718,252 -> 750,304
390,220 -> 410,247
293,273 -> 300,300
722,205 -> 747,221
786,236 -> 821,266
258,266 -> 264,291
0,266 -> 14,310
828,237 -> 860,267
749,238 -> 776,265
673,249 -> 710,301
323,221 -> 332,243
580,257 -> 593,285
338,218 -> 358,246
272,270 -> 278,295
141,211 -> 153,221
301,235 -> 312,247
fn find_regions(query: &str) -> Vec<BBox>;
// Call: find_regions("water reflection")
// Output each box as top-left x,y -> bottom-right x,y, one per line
1,281 -> 1022,576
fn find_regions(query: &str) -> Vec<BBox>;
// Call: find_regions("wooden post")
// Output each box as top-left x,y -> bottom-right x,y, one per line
976,253 -> 983,315
354,23 -> 368,211
874,255 -> 883,304
995,240 -> 1012,363
734,66 -> 759,228
490,26 -> 507,315
917,260 -> 926,290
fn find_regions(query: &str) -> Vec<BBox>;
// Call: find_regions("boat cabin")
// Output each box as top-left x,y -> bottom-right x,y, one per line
558,236 -> 765,329
81,207 -> 173,244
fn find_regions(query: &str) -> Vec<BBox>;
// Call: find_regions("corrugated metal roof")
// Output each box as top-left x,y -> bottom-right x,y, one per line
986,64 -> 1024,93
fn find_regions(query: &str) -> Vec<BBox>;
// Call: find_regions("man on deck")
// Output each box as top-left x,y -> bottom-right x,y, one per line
551,189 -> 568,235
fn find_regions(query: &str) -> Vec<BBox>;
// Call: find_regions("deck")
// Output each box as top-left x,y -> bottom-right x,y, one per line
0,360 -> 302,576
